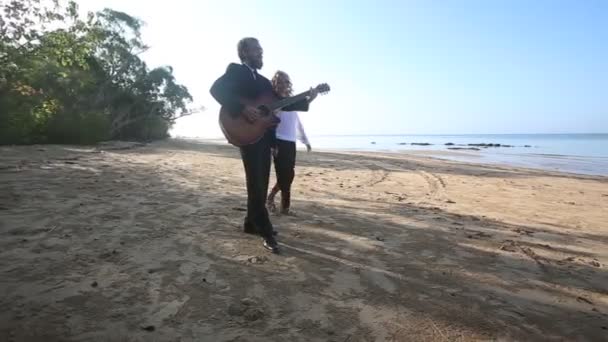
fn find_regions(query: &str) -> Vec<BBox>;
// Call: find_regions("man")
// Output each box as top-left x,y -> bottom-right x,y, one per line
210,37 -> 315,253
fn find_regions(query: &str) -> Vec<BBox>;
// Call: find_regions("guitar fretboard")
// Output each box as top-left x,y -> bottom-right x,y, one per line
268,91 -> 311,111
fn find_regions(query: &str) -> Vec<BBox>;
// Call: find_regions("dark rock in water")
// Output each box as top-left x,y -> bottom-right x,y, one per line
448,147 -> 480,151
411,143 -> 432,146
466,143 -> 506,148
91,281 -> 98,288
445,142 -> 455,146
502,144 -> 513,147
397,142 -> 408,145
524,145 -> 532,148
141,325 -> 155,332
371,142 -> 376,145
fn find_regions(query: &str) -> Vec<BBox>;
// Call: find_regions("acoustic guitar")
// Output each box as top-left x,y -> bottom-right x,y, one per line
219,83 -> 330,147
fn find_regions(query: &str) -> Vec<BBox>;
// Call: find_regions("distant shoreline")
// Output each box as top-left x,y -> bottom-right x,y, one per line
173,137 -> 608,176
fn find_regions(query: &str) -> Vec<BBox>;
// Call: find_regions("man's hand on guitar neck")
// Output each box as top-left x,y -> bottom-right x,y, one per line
307,87 -> 318,103
242,105 -> 261,123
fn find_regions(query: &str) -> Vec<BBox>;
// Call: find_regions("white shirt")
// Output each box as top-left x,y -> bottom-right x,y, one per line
275,111 -> 310,145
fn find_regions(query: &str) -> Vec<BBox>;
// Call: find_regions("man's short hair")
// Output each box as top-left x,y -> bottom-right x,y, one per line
238,37 -> 259,62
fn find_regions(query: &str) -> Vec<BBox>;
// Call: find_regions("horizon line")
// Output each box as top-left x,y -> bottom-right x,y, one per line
307,133 -> 608,137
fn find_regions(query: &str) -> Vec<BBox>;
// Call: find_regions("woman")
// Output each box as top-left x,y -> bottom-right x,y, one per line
267,71 -> 317,215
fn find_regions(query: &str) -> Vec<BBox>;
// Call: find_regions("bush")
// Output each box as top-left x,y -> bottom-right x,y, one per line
0,1 -> 193,146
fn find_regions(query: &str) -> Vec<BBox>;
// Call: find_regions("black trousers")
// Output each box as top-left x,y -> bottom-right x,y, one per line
273,139 -> 297,209
240,133 -> 274,238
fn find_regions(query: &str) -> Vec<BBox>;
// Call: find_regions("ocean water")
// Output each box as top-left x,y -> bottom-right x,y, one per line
307,134 -> 608,176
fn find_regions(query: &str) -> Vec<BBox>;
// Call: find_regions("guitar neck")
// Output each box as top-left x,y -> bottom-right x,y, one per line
269,90 -> 311,112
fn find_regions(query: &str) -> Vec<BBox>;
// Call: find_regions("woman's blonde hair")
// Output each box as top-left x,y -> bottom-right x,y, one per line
272,70 -> 293,97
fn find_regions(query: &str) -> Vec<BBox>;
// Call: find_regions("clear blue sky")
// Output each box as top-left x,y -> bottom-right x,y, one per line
79,0 -> 607,136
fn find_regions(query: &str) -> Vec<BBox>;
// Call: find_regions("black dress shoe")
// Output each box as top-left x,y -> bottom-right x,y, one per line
262,238 -> 279,254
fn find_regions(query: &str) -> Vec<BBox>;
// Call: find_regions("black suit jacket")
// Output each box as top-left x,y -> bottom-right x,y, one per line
210,63 -> 309,114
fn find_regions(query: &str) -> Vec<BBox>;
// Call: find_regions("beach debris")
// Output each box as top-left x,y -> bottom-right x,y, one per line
91,281 -> 98,288
557,256 -> 576,265
231,207 -> 246,212
141,325 -> 155,332
446,200 -> 456,204
499,240 -> 519,252
577,296 -> 593,305
248,256 -> 268,264
467,231 -> 492,239
513,228 -> 534,236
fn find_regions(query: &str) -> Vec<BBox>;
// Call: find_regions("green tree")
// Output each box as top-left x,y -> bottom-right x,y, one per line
0,0 -> 196,145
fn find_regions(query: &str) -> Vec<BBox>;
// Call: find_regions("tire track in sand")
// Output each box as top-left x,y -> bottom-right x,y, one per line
418,170 -> 448,201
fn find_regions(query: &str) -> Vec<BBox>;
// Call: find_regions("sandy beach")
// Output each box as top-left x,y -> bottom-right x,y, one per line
1,139 -> 607,342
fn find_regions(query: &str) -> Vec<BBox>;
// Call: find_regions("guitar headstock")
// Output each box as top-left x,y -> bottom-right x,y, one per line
314,83 -> 331,95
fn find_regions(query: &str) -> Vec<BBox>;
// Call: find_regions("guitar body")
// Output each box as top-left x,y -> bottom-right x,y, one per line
218,83 -> 329,147
219,92 -> 281,147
